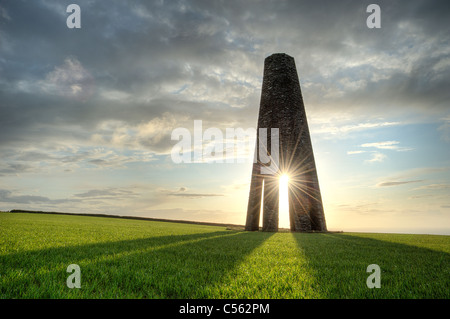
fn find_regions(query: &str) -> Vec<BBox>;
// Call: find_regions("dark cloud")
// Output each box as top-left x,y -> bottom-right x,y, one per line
0,163 -> 36,176
0,186 -> 140,207
1,0 -> 449,162
0,189 -> 51,204
0,189 -> 79,204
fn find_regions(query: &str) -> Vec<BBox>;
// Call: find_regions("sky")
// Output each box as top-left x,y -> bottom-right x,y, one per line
1,0 -> 449,234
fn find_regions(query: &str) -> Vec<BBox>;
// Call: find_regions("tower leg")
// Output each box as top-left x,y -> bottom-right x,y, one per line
288,180 -> 311,232
262,175 -> 279,232
245,164 -> 263,231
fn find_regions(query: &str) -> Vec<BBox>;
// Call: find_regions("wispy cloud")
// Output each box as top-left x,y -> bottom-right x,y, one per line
365,152 -> 387,163
438,116 -> 450,142
159,187 -> 223,198
414,184 -> 450,190
385,167 -> 450,181
74,188 -> 138,199
362,141 -> 400,150
347,150 -> 367,155
168,193 -> 224,198
361,141 -> 413,151
38,56 -> 95,99
350,141 -> 413,159
0,5 -> 11,21
314,121 -> 402,137
343,122 -> 402,133
376,180 -> 423,187
334,201 -> 384,215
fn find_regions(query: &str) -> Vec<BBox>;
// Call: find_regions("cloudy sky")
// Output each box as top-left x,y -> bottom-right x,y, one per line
1,0 -> 449,234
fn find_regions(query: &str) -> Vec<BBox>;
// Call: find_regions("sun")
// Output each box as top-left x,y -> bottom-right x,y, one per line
279,174 -> 289,184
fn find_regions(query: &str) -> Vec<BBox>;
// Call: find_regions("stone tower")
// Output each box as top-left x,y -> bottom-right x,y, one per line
245,53 -> 327,232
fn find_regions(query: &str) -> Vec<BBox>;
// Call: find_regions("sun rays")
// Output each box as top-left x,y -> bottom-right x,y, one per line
251,131 -> 324,230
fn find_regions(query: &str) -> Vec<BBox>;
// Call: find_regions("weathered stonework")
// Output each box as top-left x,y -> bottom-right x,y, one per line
245,53 -> 327,232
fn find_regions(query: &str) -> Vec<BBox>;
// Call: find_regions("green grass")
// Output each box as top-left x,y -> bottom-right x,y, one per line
1,212 -> 449,299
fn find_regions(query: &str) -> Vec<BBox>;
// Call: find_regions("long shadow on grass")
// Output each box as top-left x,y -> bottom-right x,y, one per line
1,229 -> 273,298
292,232 -> 449,299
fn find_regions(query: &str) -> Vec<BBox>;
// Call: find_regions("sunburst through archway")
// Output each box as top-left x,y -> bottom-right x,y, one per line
252,148 -> 325,231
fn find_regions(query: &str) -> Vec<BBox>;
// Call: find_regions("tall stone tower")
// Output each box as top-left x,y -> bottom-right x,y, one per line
245,53 -> 327,232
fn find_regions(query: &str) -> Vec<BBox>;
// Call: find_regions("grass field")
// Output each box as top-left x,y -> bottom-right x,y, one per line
1,212 -> 449,299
